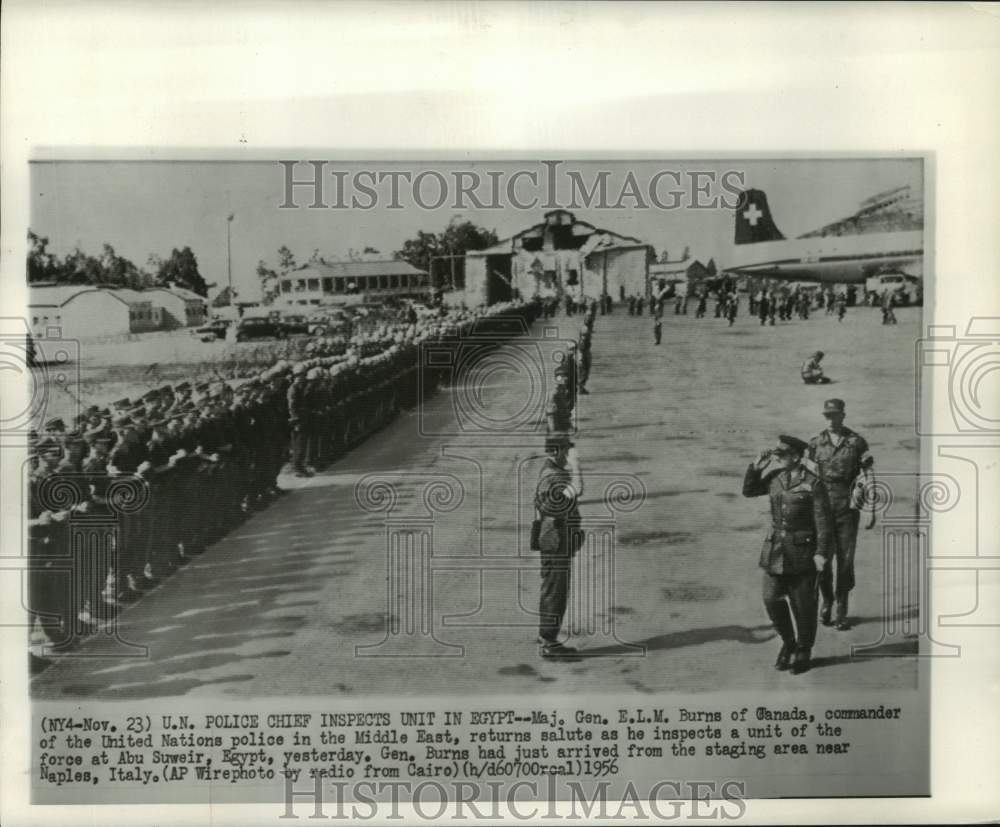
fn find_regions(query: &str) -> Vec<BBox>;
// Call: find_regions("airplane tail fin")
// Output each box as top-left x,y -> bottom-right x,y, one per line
735,189 -> 786,245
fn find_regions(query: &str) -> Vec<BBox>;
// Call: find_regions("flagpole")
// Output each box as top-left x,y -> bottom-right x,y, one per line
226,213 -> 235,300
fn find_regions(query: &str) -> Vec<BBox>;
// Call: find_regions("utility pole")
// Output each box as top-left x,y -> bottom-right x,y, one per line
226,213 -> 235,299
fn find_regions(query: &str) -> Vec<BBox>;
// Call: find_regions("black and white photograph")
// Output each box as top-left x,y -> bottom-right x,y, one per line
2,2 -> 998,824
21,158 -> 929,793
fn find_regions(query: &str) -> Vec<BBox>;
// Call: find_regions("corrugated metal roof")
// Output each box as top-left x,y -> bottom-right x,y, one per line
468,211 -> 645,257
29,284 -> 203,308
28,285 -> 104,307
293,260 -> 427,278
107,288 -> 153,304
147,286 -> 206,302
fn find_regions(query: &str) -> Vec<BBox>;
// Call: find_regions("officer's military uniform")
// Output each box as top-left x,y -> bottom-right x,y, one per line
578,330 -> 592,394
743,436 -> 832,673
534,440 -> 583,654
807,401 -> 872,627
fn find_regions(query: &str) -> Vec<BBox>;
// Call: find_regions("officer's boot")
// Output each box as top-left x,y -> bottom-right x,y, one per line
835,596 -> 850,631
791,647 -> 812,675
774,640 -> 793,671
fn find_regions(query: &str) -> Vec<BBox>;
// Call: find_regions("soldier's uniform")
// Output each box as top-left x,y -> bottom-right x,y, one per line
578,330 -> 592,394
534,437 -> 583,656
545,375 -> 573,445
287,370 -> 310,475
560,345 -> 579,409
807,399 -> 873,628
743,435 -> 832,674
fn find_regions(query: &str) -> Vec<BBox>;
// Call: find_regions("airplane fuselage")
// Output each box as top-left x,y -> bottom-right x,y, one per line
726,230 -> 923,284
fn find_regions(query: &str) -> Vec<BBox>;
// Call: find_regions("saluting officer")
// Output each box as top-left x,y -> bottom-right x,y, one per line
807,399 -> 873,630
743,434 -> 832,675
534,433 -> 583,658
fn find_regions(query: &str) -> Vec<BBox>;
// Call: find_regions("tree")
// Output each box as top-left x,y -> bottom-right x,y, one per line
256,259 -> 281,305
277,245 -> 296,272
395,219 -> 498,289
27,231 -> 60,283
155,246 -> 207,296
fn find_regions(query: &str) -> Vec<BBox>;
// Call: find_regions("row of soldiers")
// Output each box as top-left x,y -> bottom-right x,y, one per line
532,303 -> 598,657
27,299 -> 542,658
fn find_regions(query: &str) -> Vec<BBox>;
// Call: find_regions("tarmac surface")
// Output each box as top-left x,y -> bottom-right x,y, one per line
32,303 -> 922,699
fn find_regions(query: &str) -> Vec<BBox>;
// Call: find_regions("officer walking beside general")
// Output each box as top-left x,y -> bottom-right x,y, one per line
807,399 -> 873,630
743,434 -> 832,674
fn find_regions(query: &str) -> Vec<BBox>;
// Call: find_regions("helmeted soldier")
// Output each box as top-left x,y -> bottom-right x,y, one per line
743,434 -> 832,674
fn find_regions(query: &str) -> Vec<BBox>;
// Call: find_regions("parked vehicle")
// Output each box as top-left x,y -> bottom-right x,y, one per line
864,273 -> 921,306
234,316 -> 287,342
194,318 -> 232,341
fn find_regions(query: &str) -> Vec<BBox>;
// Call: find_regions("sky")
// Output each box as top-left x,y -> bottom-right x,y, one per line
28,158 -> 922,301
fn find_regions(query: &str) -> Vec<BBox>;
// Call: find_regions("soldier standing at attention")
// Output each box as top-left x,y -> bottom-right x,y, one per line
287,365 -> 312,477
807,399 -> 874,630
561,341 -> 579,407
743,434 -> 832,675
578,328 -> 592,395
534,433 -> 583,658
545,369 -> 574,439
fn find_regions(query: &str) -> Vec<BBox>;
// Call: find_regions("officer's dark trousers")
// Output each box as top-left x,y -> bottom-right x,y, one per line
539,542 -> 571,643
762,570 -> 819,650
819,501 -> 859,617
289,426 -> 307,471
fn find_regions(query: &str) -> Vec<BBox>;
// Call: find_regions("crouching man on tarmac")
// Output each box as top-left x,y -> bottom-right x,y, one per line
533,433 -> 584,659
742,434 -> 832,675
801,351 -> 831,384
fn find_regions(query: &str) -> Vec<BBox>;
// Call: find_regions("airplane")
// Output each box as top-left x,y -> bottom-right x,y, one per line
724,188 -> 923,284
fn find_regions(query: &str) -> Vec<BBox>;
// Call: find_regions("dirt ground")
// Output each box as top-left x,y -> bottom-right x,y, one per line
32,299 -> 922,699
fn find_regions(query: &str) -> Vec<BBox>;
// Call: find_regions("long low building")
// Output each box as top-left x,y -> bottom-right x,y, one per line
28,284 -> 207,340
276,260 -> 429,308
463,209 -> 652,306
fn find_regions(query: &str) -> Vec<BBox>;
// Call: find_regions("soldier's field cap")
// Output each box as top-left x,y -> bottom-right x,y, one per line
776,434 -> 809,455
112,397 -> 131,410
175,381 -> 192,393
823,398 -> 846,415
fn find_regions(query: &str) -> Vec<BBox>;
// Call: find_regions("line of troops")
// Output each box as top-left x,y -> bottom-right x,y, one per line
26,299 -> 542,661
530,303 -> 597,658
